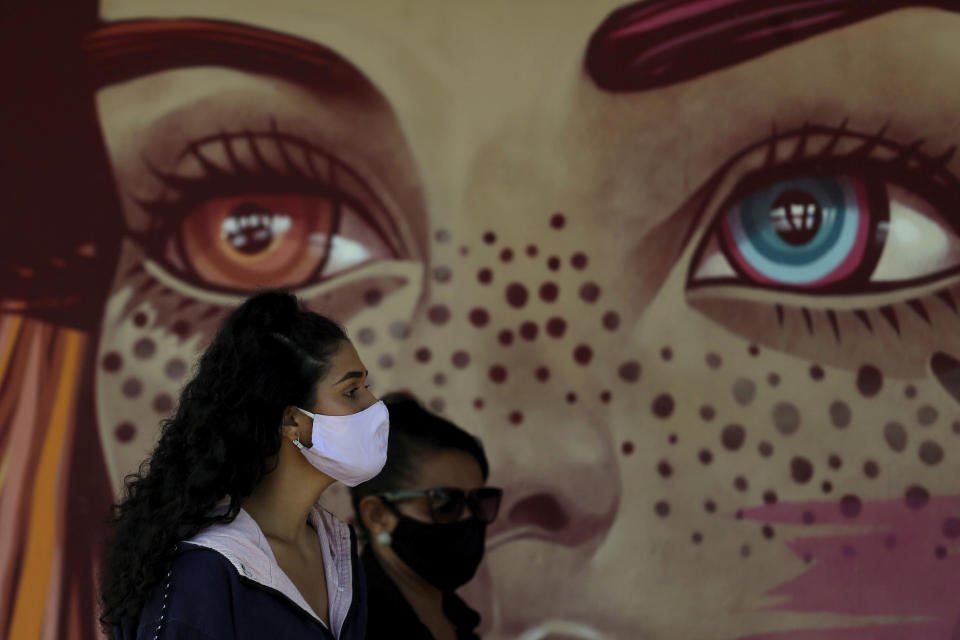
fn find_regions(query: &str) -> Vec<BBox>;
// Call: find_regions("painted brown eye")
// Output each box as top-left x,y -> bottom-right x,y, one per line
176,193 -> 391,291
139,128 -> 406,296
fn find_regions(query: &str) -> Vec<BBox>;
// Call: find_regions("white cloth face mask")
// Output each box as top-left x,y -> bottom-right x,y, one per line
294,400 -> 389,487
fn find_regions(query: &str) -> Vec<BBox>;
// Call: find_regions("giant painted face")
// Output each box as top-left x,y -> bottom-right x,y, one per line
14,1 -> 960,638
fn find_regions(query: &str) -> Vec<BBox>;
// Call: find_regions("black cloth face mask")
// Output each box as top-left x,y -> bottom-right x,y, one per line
389,513 -> 487,591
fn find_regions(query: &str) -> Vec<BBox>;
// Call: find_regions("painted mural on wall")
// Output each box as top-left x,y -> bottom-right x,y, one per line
2,1 -> 960,638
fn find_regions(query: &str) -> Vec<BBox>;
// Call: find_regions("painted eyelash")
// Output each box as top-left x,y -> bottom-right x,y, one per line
773,290 -> 960,343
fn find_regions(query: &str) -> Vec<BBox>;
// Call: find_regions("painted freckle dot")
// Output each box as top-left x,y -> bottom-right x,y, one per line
884,421 -> 908,453
660,347 -> 673,361
451,350 -> 470,368
652,393 -> 674,418
433,266 -> 452,283
734,476 -> 748,491
748,344 -> 759,356
432,373 -> 447,386
508,411 -> 523,425
364,289 -> 382,307
566,392 -> 577,404
102,352 -> 123,372
133,312 -> 148,327
758,441 -> 774,457
721,424 -> 746,451
122,378 -> 142,398
904,385 -> 917,399
571,252 -> 588,270
802,511 -> 815,524
790,457 -> 814,484
539,282 -> 559,302
919,440 -> 944,465
621,441 -> 634,455
935,546 -> 948,559
856,364 -> 884,397
133,338 -> 156,359
545,317 -> 567,338
657,460 -> 672,478
773,402 -> 801,435
498,329 -> 514,346
547,256 -> 561,271
767,373 -> 780,387
732,378 -> 756,406
153,393 -> 174,414
602,311 -> 620,331
468,308 -> 490,328
483,231 -> 496,244
692,532 -> 702,544
579,282 -> 601,303
700,405 -> 715,421
704,500 -> 716,513
415,347 -> 432,363
705,353 -> 722,369
829,401 -> 851,429
378,354 -> 395,369
822,481 -> 833,493
430,398 -> 445,413
763,490 -> 778,504
698,449 -> 713,465
459,246 -> 469,256
427,305 -> 450,325
668,434 -> 678,444
500,248 -> 514,262
905,485 -> 930,509
505,283 -> 529,308
526,244 -> 538,257
917,405 -> 938,426
762,525 -> 775,539
477,268 -> 493,285
519,322 -> 538,341
434,229 -> 450,243
114,422 -> 135,443
535,366 -> 550,382
488,365 -> 507,383
885,535 -> 897,549
954,421 -> 960,434
839,494 -> 862,518
550,213 -> 566,229
809,365 -> 825,380
943,517 -> 960,539
473,398 -> 485,410
741,545 -> 751,558
863,459 -> 879,478
600,390 -> 612,403
390,321 -> 410,339
618,360 -> 641,382
357,327 -> 376,345
828,454 -> 842,470
654,501 -> 670,517
573,344 -> 593,365
164,359 -> 187,380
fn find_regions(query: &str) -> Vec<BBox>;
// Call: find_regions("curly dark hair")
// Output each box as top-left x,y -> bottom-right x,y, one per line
98,289 -> 347,630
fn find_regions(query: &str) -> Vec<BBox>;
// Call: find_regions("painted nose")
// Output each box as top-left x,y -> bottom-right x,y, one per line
484,408 -> 620,551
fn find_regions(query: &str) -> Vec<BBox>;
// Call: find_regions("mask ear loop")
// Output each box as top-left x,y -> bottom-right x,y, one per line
292,436 -> 305,451
291,407 -> 315,450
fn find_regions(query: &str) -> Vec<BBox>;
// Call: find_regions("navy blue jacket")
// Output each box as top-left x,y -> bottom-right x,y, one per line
116,539 -> 367,640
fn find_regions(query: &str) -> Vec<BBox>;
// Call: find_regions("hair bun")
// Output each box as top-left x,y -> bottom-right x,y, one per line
230,289 -> 300,335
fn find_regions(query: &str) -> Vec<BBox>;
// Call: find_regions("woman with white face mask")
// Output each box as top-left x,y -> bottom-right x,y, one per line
351,393 -> 502,640
99,290 -> 388,640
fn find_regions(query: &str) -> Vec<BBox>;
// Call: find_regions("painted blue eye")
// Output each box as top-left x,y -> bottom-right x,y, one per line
718,176 -> 887,288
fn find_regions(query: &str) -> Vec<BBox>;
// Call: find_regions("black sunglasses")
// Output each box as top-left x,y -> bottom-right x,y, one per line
378,487 -> 504,524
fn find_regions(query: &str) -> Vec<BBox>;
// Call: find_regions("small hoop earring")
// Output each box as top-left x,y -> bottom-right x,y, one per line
375,531 -> 392,546
292,436 -> 305,451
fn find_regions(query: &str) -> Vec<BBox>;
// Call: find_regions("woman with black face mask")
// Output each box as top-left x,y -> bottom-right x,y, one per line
350,393 -> 502,640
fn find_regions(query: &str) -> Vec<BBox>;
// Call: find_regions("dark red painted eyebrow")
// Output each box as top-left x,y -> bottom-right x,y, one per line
82,19 -> 368,90
586,0 -> 958,92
